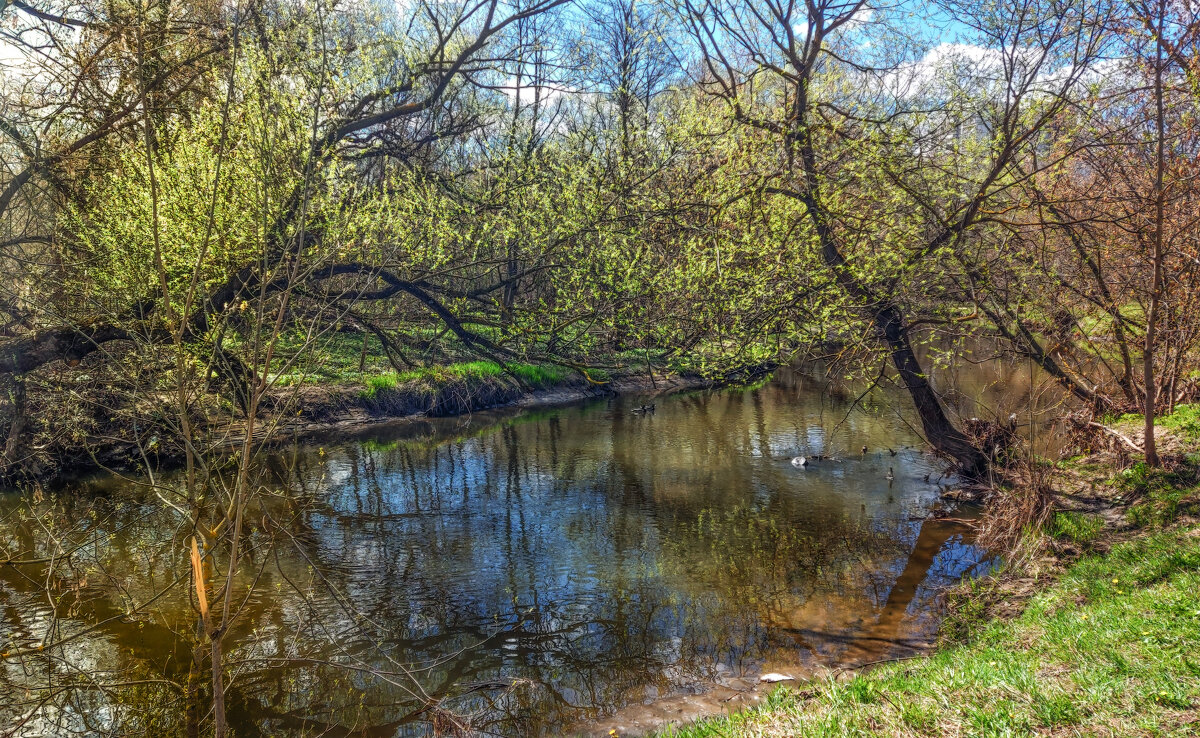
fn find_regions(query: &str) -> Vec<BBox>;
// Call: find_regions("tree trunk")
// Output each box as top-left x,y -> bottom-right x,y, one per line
186,641 -> 203,738
1144,0 -> 1166,467
878,304 -> 988,477
795,176 -> 986,476
790,72 -> 986,477
211,635 -> 227,738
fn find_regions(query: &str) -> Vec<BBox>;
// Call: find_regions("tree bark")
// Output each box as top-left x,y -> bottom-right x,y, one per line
1144,0 -> 1167,467
2,374 -> 27,467
878,305 -> 988,477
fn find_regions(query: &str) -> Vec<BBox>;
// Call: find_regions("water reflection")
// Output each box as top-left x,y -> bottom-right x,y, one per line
0,367 -> 990,736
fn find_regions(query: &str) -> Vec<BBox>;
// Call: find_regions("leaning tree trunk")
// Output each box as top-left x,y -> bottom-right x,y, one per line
795,157 -> 986,477
809,230 -> 986,476
878,304 -> 987,477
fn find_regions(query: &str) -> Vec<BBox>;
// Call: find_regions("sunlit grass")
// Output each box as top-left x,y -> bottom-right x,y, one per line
358,361 -> 568,399
1160,404 -> 1200,442
1049,510 -> 1105,545
1102,403 -> 1200,444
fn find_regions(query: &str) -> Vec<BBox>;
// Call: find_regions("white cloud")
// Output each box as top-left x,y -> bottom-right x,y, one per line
888,42 -> 999,93
496,78 -> 574,107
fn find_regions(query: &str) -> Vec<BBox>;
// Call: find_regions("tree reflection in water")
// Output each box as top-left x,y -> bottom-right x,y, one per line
0,368 -> 991,736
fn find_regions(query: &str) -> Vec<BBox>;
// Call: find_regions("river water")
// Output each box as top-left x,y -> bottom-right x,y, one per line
0,365 -> 1009,736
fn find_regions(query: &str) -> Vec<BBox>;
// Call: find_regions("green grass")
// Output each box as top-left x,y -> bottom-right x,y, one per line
651,525 -> 1200,738
1109,459 -> 1200,529
270,332 -> 395,386
506,362 -> 569,387
1101,404 -> 1200,444
1128,479 -> 1200,530
357,361 -> 568,399
1159,404 -> 1200,443
362,372 -> 401,398
1049,510 -> 1105,545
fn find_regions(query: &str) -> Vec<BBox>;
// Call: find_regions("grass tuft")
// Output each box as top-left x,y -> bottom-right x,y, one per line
1049,510 -> 1104,545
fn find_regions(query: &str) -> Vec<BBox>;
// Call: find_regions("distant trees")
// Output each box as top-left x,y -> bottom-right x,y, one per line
965,0 -> 1200,465
581,0 -> 679,163
1090,0 -> 1198,466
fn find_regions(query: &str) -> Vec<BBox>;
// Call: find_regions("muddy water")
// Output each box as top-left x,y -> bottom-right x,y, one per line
0,366 -> 995,736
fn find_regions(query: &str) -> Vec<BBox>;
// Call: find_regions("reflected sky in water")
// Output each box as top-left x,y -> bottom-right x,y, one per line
0,367 -> 991,737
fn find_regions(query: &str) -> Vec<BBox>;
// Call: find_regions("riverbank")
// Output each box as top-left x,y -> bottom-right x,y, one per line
3,358 -> 772,485
645,413 -> 1200,738
246,361 -> 745,447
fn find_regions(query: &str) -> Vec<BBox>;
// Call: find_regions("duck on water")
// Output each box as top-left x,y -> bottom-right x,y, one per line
790,452 -> 840,467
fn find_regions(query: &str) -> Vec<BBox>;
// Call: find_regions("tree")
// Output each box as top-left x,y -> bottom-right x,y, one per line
960,0 -> 1200,461
677,0 -> 1107,475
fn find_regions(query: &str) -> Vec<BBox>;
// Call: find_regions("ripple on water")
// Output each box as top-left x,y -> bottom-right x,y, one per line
0,367 -> 996,736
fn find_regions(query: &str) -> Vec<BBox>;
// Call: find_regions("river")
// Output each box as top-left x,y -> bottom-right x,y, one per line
0,362 -> 1035,736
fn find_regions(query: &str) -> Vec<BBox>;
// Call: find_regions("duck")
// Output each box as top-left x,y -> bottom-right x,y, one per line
885,467 -> 895,482
887,447 -> 897,457
632,403 -> 656,414
860,445 -> 869,457
791,456 -> 809,468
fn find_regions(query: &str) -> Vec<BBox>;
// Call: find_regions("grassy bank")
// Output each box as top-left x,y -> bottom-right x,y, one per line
4,324 -> 728,483
659,526 -> 1200,737
357,360 -> 572,400
655,412 -> 1200,738
268,332 -> 637,389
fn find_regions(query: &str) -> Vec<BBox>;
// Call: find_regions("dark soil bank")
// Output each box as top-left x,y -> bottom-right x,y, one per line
6,365 -> 772,486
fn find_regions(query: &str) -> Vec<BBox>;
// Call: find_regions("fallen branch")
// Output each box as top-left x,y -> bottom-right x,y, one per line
1087,421 -> 1143,453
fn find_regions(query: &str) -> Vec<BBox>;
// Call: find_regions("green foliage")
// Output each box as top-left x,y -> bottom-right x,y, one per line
1159,404 -> 1200,442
